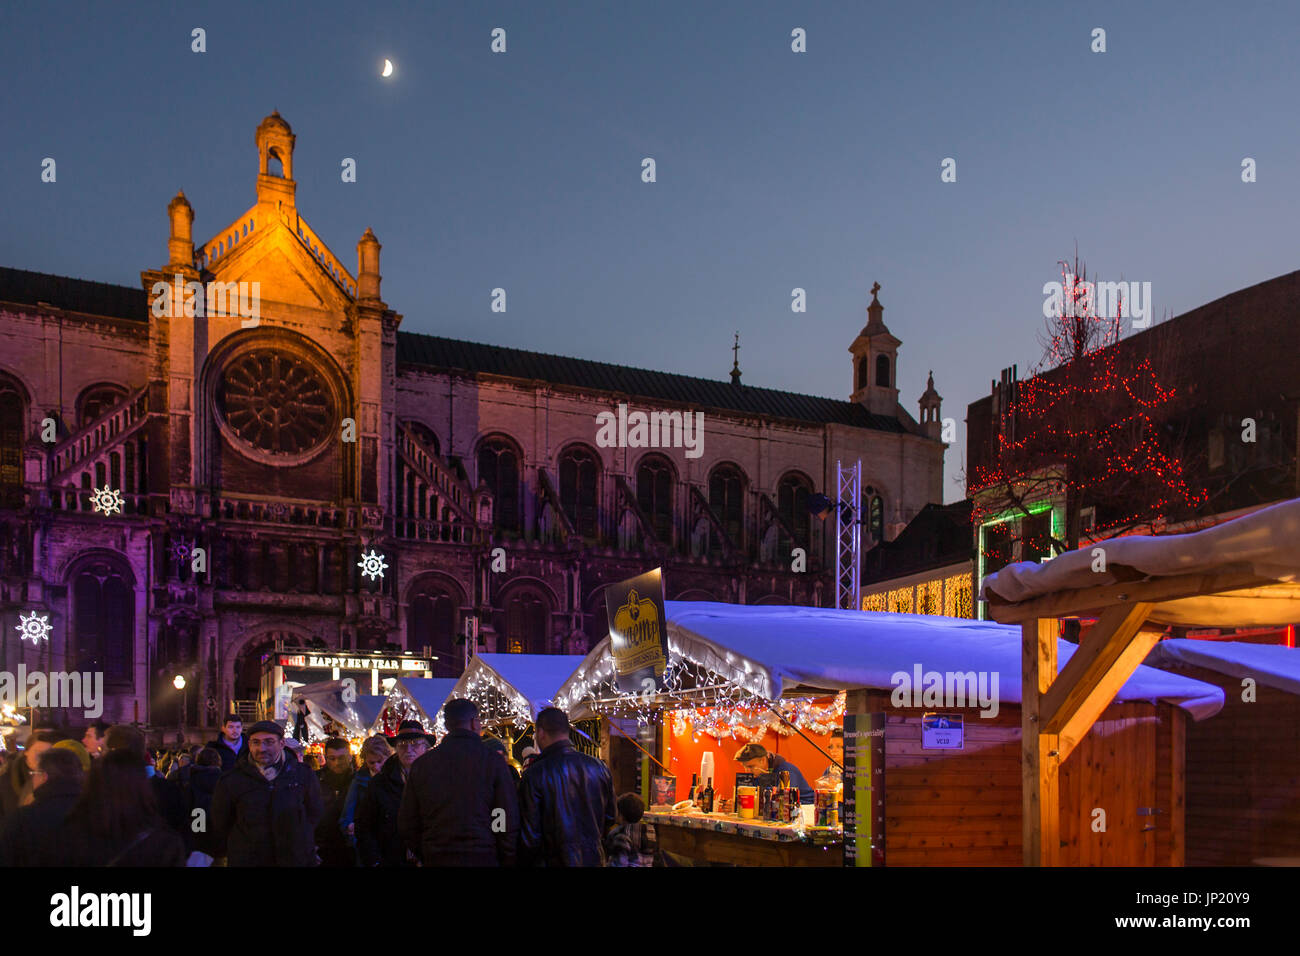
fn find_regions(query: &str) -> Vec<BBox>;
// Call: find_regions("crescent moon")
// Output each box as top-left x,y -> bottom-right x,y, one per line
382,59 -> 393,78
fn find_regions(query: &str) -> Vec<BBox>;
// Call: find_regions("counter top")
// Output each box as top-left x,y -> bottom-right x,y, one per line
644,808 -> 841,845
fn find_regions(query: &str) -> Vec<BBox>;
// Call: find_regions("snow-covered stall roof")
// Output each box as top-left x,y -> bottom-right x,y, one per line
371,677 -> 459,735
1145,639 -> 1300,696
981,498 -> 1300,626
292,681 -> 387,738
555,601 -> 1224,720
441,653 -> 586,728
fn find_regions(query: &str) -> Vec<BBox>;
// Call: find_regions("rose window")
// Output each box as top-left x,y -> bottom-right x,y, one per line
216,350 -> 334,457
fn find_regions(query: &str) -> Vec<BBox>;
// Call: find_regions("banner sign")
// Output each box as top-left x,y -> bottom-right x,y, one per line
605,567 -> 670,695
843,712 -> 886,867
277,654 -> 430,672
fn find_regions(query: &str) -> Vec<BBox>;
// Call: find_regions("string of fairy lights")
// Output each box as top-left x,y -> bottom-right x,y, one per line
970,263 -> 1207,541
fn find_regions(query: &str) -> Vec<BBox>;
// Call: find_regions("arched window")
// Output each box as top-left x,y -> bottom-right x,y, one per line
409,584 -> 460,677
503,588 -> 549,654
864,489 -> 884,542
405,421 -> 440,457
80,384 -> 128,425
559,445 -> 600,539
857,357 -> 869,391
267,149 -> 285,178
636,455 -> 675,544
777,472 -> 813,551
0,380 -> 25,509
876,355 -> 891,388
709,463 -> 745,549
477,437 -> 521,534
71,558 -> 133,686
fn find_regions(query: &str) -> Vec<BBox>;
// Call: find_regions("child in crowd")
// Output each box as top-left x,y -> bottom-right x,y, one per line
605,792 -> 657,867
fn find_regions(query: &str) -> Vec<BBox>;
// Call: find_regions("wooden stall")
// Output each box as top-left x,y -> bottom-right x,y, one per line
983,497 -> 1300,866
1146,639 -> 1300,865
558,600 -> 1216,866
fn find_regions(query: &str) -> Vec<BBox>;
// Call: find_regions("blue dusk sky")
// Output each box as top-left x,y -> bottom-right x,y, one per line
3,0 -> 1297,499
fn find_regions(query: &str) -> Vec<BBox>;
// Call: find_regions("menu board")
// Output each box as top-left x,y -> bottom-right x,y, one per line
843,712 -> 886,867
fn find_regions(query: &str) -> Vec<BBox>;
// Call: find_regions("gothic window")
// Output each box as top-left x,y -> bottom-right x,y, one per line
71,559 -> 133,686
409,585 -> 459,677
857,357 -> 869,391
559,445 -> 600,539
503,588 -> 549,655
876,355 -> 891,388
405,421 -> 440,457
709,463 -> 745,550
777,472 -> 813,552
216,350 -> 335,459
0,381 -> 24,509
864,489 -> 884,542
477,437 -> 521,534
78,384 -> 128,428
637,455 -> 675,544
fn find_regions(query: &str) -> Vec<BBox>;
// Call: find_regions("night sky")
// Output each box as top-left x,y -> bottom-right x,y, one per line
3,0 -> 1298,499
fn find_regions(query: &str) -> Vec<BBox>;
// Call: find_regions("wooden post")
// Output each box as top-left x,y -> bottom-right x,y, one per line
1022,617 -> 1060,866
1169,707 -> 1185,867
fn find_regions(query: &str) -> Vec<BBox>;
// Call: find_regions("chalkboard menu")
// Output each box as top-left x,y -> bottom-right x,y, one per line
843,712 -> 886,867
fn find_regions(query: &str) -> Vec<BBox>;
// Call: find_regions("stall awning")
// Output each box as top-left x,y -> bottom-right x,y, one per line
291,681 -> 387,738
1146,639 -> 1300,696
556,601 -> 1223,720
373,677 -> 460,734
443,653 -> 587,727
981,498 -> 1300,627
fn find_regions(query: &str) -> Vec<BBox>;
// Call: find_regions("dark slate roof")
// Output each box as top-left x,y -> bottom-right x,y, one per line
397,330 -> 908,431
863,499 -> 974,584
0,266 -> 147,320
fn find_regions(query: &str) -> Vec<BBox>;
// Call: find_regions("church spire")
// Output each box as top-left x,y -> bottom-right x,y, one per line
730,331 -> 742,386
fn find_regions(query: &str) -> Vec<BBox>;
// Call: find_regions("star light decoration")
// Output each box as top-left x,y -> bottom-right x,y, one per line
357,548 -> 388,582
15,612 -> 52,646
89,485 -> 124,516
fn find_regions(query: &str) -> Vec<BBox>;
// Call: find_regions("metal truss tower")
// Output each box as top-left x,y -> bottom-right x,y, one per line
836,459 -> 862,610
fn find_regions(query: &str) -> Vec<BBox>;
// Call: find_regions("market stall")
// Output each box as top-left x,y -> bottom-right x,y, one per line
292,680 -> 386,742
440,653 -> 589,756
1144,638 -> 1300,865
372,677 -> 459,737
982,496 -> 1300,866
558,600 -> 1222,866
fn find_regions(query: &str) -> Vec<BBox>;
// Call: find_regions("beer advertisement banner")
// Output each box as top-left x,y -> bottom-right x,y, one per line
605,567 -> 670,695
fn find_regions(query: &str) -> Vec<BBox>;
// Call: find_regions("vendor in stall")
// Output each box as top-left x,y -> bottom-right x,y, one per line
733,744 -> 815,805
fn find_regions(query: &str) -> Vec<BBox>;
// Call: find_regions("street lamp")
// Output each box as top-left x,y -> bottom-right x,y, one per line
173,675 -> 187,745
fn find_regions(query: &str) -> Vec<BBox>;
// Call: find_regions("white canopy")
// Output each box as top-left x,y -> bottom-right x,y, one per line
441,653 -> 587,727
1146,639 -> 1300,696
370,677 -> 460,735
981,498 -> 1300,626
291,680 -> 387,738
555,601 -> 1224,720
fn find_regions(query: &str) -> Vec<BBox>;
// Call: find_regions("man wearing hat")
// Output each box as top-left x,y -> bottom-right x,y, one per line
356,719 -> 433,867
733,743 -> 815,805
210,719 -> 323,866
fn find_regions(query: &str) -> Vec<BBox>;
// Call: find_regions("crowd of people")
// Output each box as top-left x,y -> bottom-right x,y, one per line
0,700 -> 660,867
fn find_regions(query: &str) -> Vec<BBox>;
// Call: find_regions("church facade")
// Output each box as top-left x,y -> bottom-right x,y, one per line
0,113 -> 946,730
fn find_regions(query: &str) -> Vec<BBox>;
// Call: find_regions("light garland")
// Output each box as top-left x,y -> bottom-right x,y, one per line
671,693 -> 845,743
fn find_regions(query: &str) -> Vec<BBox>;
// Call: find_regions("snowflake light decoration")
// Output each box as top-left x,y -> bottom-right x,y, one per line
89,485 -> 124,516
15,612 -> 52,645
357,549 -> 388,582
170,540 -> 192,563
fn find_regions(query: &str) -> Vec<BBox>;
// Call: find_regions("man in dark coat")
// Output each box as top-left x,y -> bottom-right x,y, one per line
105,724 -> 191,849
0,747 -> 84,866
187,747 -> 224,861
518,707 -> 615,867
398,699 -> 518,866
210,720 -> 323,866
316,736 -> 356,867
356,720 -> 431,866
205,715 -> 247,773
733,743 -> 816,804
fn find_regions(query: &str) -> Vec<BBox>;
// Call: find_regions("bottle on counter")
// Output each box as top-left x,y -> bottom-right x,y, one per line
688,772 -> 699,806
701,777 -> 714,813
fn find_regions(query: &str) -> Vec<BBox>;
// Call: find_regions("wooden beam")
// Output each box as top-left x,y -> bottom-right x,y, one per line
988,569 -> 1276,624
1040,602 -> 1153,737
1169,706 -> 1185,867
1053,627 -> 1164,763
1021,617 -> 1060,866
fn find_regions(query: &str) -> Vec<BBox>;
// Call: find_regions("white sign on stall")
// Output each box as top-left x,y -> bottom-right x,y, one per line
921,712 -> 964,750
